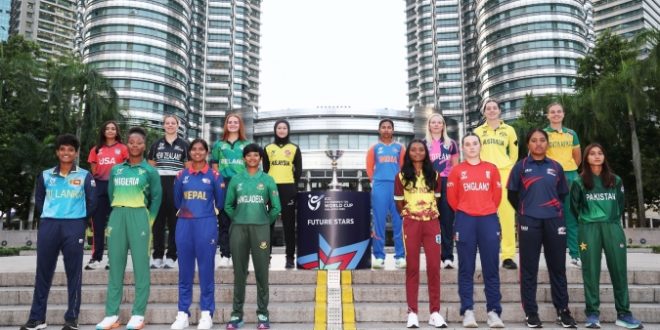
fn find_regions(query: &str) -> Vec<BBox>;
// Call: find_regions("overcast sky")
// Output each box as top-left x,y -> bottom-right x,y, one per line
259,0 -> 408,111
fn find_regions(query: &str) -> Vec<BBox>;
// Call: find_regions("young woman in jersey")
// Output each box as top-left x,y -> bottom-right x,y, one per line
96,127 -> 162,330
224,143 -> 281,330
507,129 -> 576,328
263,119 -> 302,269
570,144 -> 643,329
148,115 -> 189,269
476,99 -> 519,270
424,112 -> 459,269
86,120 -> 128,270
394,139 -> 446,329
544,102 -> 582,267
211,113 -> 250,268
446,133 -> 504,328
170,139 -> 225,330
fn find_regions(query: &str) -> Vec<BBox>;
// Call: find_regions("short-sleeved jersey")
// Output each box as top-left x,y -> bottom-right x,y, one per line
109,159 -> 162,221
366,142 -> 405,182
35,166 -> 96,219
394,172 -> 442,221
476,121 -> 518,169
263,143 -> 301,184
544,126 -> 580,172
148,137 -> 189,176
87,143 -> 129,181
224,170 -> 281,225
426,138 -> 459,177
174,164 -> 225,219
210,139 -> 249,180
446,161 -> 502,216
507,156 -> 568,219
570,175 -> 624,224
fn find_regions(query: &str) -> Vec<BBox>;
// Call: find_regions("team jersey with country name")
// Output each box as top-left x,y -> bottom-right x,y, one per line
476,121 -> 518,169
224,170 -> 281,225
108,159 -> 162,222
544,126 -> 580,172
366,142 -> 405,182
570,175 -> 624,224
87,143 -> 129,181
263,142 -> 302,185
148,137 -> 189,176
426,138 -> 459,177
507,156 -> 568,219
35,166 -> 96,219
394,172 -> 442,221
174,164 -> 225,219
446,161 -> 502,216
210,139 -> 250,180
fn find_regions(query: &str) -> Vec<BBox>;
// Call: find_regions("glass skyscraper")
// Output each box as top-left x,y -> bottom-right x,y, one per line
9,0 -> 77,57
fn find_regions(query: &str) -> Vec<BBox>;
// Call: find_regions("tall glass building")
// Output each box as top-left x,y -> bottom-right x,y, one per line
1,0 -> 10,41
593,0 -> 660,39
9,0 -> 77,57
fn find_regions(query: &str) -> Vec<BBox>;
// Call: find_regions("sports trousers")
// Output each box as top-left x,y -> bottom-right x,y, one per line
564,171 -> 579,259
498,168 -> 516,261
230,223 -> 270,319
153,175 -> 177,260
90,180 -> 110,261
438,176 -> 455,262
269,183 -> 297,259
371,180 -> 404,259
402,217 -> 441,314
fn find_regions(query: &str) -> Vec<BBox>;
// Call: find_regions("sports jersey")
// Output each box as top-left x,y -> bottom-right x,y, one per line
476,121 -> 518,169
394,172 -> 441,221
446,161 -> 502,216
148,137 -> 189,176
224,170 -> 281,225
87,143 -> 128,181
570,175 -> 624,224
366,142 -> 405,182
545,126 -> 580,171
507,156 -> 568,219
210,139 -> 250,180
427,139 -> 459,177
263,143 -> 302,184
174,164 -> 226,219
108,159 -> 162,221
35,166 -> 96,219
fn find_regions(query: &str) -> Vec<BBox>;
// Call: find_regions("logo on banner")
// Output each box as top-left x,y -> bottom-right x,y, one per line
308,194 -> 324,211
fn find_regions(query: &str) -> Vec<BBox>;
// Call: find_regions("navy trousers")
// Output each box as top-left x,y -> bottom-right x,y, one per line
91,180 -> 110,261
438,176 -> 455,262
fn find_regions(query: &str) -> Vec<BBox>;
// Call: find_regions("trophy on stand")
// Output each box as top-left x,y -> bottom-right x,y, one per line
325,150 -> 344,191
305,170 -> 312,192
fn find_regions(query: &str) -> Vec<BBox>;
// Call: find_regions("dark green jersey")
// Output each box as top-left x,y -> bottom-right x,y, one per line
570,175 -> 624,224
224,170 -> 281,225
108,159 -> 162,222
210,139 -> 250,180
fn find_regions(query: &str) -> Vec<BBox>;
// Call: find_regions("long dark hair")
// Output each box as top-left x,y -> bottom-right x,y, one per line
96,120 -> 122,153
401,139 -> 437,190
580,143 -> 615,190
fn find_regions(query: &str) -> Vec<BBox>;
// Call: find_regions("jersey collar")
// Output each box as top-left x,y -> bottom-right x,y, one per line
51,165 -> 79,176
544,125 -> 566,133
188,163 -> 209,175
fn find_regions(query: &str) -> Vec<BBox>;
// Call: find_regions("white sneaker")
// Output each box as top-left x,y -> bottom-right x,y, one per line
126,315 -> 145,330
428,311 -> 447,328
197,310 -> 213,330
570,258 -> 581,268
85,259 -> 103,270
462,309 -> 478,328
406,312 -> 419,328
163,258 -> 177,269
442,259 -> 454,269
218,256 -> 231,268
96,315 -> 120,330
171,311 -> 189,330
151,258 -> 164,269
372,258 -> 385,269
487,311 -> 505,328
395,258 -> 407,269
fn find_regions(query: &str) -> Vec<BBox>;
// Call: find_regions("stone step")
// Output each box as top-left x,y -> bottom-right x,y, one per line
2,325 -> 659,330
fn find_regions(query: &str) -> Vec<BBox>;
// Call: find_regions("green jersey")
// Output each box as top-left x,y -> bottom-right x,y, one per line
211,140 -> 250,180
570,174 -> 624,224
108,159 -> 162,222
224,170 -> 281,225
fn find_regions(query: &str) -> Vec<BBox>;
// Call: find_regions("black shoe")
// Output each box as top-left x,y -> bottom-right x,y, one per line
502,258 -> 518,269
526,313 -> 542,328
20,320 -> 46,330
557,308 -> 577,328
62,319 -> 79,330
105,264 -> 110,270
285,256 -> 295,269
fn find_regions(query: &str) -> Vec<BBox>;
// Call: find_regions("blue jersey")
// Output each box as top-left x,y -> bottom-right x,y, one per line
174,164 -> 226,219
366,142 -> 405,182
35,166 -> 96,219
507,156 -> 568,219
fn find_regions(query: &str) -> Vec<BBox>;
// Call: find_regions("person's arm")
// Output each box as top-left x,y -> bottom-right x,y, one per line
181,140 -> 191,168
173,170 -> 183,211
84,172 -> 97,218
616,176 -> 625,218
87,146 -> 98,176
508,127 -> 519,162
450,140 -> 459,166
262,145 -> 271,174
572,130 -> 581,167
394,173 -> 404,214
214,171 -> 226,212
293,146 -> 303,186
569,179 -> 584,219
446,167 -> 458,211
223,179 -> 237,219
107,168 -> 115,204
267,176 -> 281,224
398,144 -> 406,169
557,165 -> 569,201
507,190 -> 519,211
147,140 -> 158,167
147,167 -> 163,224
491,165 -> 502,208
506,162 -> 521,210
34,172 -> 46,217
365,145 -> 375,180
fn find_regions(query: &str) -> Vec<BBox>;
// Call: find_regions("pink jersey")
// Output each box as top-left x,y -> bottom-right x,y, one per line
87,143 -> 128,180
446,161 -> 502,216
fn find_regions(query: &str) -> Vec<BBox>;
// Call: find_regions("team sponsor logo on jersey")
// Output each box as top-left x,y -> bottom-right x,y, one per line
259,241 -> 268,249
115,148 -> 121,155
115,167 -> 125,175
202,178 -> 211,184
520,225 -> 529,231
174,145 -> 183,152
547,168 -> 557,176
485,170 -> 491,179
499,131 -> 507,137
308,194 -> 324,211
270,149 -> 276,156
48,177 -> 57,186
284,149 -> 291,157
138,168 -> 146,175
377,146 -> 383,154
257,183 -> 265,190
236,183 -> 243,191
158,142 -> 165,149
525,168 -> 533,173
435,234 -> 441,245
557,226 -> 566,235
183,176 -> 190,184
460,171 -> 468,180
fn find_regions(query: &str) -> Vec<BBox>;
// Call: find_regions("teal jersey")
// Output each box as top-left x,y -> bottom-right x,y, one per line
36,166 -> 96,219
108,159 -> 162,222
224,170 -> 281,225
570,175 -> 624,224
210,139 -> 250,180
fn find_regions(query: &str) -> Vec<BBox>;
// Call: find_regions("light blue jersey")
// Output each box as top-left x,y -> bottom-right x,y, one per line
36,166 -> 96,219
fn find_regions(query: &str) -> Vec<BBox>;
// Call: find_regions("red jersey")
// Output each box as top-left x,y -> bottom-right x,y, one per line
446,161 -> 502,216
87,143 -> 129,180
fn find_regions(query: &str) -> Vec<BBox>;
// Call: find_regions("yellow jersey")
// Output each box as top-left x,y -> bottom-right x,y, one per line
263,143 -> 301,184
544,126 -> 580,171
476,121 -> 518,170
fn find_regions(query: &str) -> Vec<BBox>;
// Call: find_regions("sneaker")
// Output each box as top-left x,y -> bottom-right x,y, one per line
164,258 -> 177,269
406,312 -> 419,328
557,308 -> 577,328
197,311 -> 213,330
20,320 -> 47,330
225,316 -> 243,329
85,259 -> 103,270
442,259 -> 454,269
487,311 -> 505,328
105,263 -> 110,270
428,311 -> 447,328
62,319 -> 79,330
126,315 -> 145,330
616,314 -> 643,329
395,258 -> 407,269
526,313 -> 542,328
256,314 -> 270,329
218,256 -> 232,268
285,256 -> 295,269
570,258 -> 581,268
372,258 -> 385,269
171,311 -> 189,330
462,310 -> 478,328
502,258 -> 518,269
96,315 -> 120,330
585,314 -> 601,328
151,258 -> 164,269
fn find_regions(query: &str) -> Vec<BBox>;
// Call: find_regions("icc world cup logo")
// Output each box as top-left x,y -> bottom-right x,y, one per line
308,194 -> 324,211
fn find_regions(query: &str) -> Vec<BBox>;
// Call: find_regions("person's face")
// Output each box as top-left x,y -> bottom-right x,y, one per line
429,116 -> 444,136
379,122 -> 394,140
483,101 -> 501,121
462,136 -> 481,159
547,104 -> 565,125
275,123 -> 288,139
189,142 -> 208,163
409,142 -> 426,163
528,131 -> 548,157
56,145 -> 78,165
587,146 -> 605,167
164,117 -> 179,135
127,133 -> 146,157
104,123 -> 118,140
244,151 -> 261,168
226,116 -> 240,133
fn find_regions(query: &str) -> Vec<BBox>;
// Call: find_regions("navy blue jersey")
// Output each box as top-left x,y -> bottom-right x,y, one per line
507,156 -> 568,219
174,164 -> 226,219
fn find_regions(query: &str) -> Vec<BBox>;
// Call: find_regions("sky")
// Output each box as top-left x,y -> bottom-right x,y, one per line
259,0 -> 408,111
